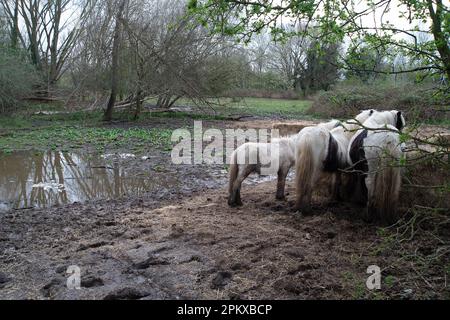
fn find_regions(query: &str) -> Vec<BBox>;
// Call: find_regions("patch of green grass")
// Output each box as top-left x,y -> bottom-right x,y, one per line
342,271 -> 367,299
0,115 -> 32,129
0,110 -> 104,130
424,117 -> 450,128
140,111 -> 229,121
383,275 -> 396,288
39,110 -> 103,123
370,227 -> 397,256
0,126 -> 173,154
145,96 -> 312,118
224,97 -> 312,116
0,97 -> 313,154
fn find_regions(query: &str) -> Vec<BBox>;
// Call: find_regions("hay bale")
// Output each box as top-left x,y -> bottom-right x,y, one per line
272,123 -> 309,136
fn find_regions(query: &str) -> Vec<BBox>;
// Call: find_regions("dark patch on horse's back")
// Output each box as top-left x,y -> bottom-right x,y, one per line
395,111 -> 403,131
348,130 -> 369,204
349,130 -> 368,169
323,134 -> 339,172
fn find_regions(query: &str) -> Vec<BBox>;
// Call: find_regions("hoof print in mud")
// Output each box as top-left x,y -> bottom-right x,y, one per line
271,204 -> 285,212
274,279 -> 302,295
325,231 -> 337,239
103,287 -> 151,300
0,272 -> 11,288
169,224 -> 184,238
133,256 -> 170,269
77,241 -> 112,251
229,262 -> 250,271
41,278 -> 63,298
284,248 -> 306,260
81,276 -> 104,288
211,271 -> 232,289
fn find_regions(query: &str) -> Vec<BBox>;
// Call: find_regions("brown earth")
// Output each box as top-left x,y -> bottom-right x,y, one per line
1,179 -> 449,300
0,117 -> 449,300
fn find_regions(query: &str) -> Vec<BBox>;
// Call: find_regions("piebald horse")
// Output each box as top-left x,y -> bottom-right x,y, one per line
228,119 -> 340,207
347,110 -> 406,224
293,109 -> 375,212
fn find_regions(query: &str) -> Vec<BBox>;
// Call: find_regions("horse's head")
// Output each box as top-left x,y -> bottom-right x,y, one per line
390,110 -> 406,131
355,109 -> 376,124
366,110 -> 406,131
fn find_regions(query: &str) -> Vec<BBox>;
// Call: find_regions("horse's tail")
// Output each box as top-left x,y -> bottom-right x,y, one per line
295,132 -> 316,209
228,151 -> 238,195
369,141 -> 402,224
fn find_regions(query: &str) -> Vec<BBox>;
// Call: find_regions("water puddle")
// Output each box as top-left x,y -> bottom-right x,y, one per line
0,151 -> 178,212
0,149 -> 293,212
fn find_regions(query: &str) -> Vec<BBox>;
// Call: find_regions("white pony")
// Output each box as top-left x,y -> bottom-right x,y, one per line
347,110 -> 405,224
228,119 -> 340,207
293,109 -> 375,212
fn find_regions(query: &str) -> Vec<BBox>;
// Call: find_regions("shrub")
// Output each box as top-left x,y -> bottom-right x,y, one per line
224,88 -> 302,100
308,82 -> 449,121
0,46 -> 39,113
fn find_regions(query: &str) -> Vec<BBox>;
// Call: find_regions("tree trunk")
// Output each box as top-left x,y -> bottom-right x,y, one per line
428,0 -> 450,80
23,0 -> 41,69
49,0 -> 62,85
133,89 -> 142,120
156,93 -> 172,109
167,95 -> 182,108
104,0 -> 126,121
11,1 -> 20,48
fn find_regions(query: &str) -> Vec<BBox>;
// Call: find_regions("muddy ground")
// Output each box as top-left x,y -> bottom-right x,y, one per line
0,117 -> 449,300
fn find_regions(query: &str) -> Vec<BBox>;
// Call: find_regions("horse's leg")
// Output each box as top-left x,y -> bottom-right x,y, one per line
304,180 -> 314,213
232,165 -> 254,206
228,182 -> 239,207
230,178 -> 243,207
276,167 -> 289,200
330,172 -> 342,202
228,165 -> 243,207
299,168 -> 318,214
364,173 -> 376,222
235,185 -> 243,206
294,172 -> 314,213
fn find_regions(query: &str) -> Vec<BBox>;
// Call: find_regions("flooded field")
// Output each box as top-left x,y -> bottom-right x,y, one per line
0,148 -> 284,212
0,151 -> 180,211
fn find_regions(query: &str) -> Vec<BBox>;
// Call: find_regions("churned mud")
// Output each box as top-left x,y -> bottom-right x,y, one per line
0,117 -> 449,300
1,180 -> 449,299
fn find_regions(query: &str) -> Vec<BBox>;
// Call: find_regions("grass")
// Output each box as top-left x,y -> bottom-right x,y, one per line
0,110 -> 103,129
341,271 -> 368,299
0,126 -> 173,154
139,111 -> 229,121
0,97 -> 313,154
424,117 -> 450,127
145,96 -> 313,118
221,97 -> 312,117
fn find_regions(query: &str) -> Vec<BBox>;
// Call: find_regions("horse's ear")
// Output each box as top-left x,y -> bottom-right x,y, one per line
396,111 -> 404,130
369,109 -> 374,115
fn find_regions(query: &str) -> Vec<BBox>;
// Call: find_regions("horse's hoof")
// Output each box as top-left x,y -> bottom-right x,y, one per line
228,201 -> 243,207
292,206 -> 302,213
228,201 -> 237,207
327,200 -> 339,206
293,205 -> 312,215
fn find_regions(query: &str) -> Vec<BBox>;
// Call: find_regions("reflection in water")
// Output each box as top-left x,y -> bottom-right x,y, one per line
0,151 -> 176,211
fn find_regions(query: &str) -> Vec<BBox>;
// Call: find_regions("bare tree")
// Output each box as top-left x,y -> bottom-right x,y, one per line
0,0 -> 92,88
104,0 -> 126,121
269,34 -> 309,91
